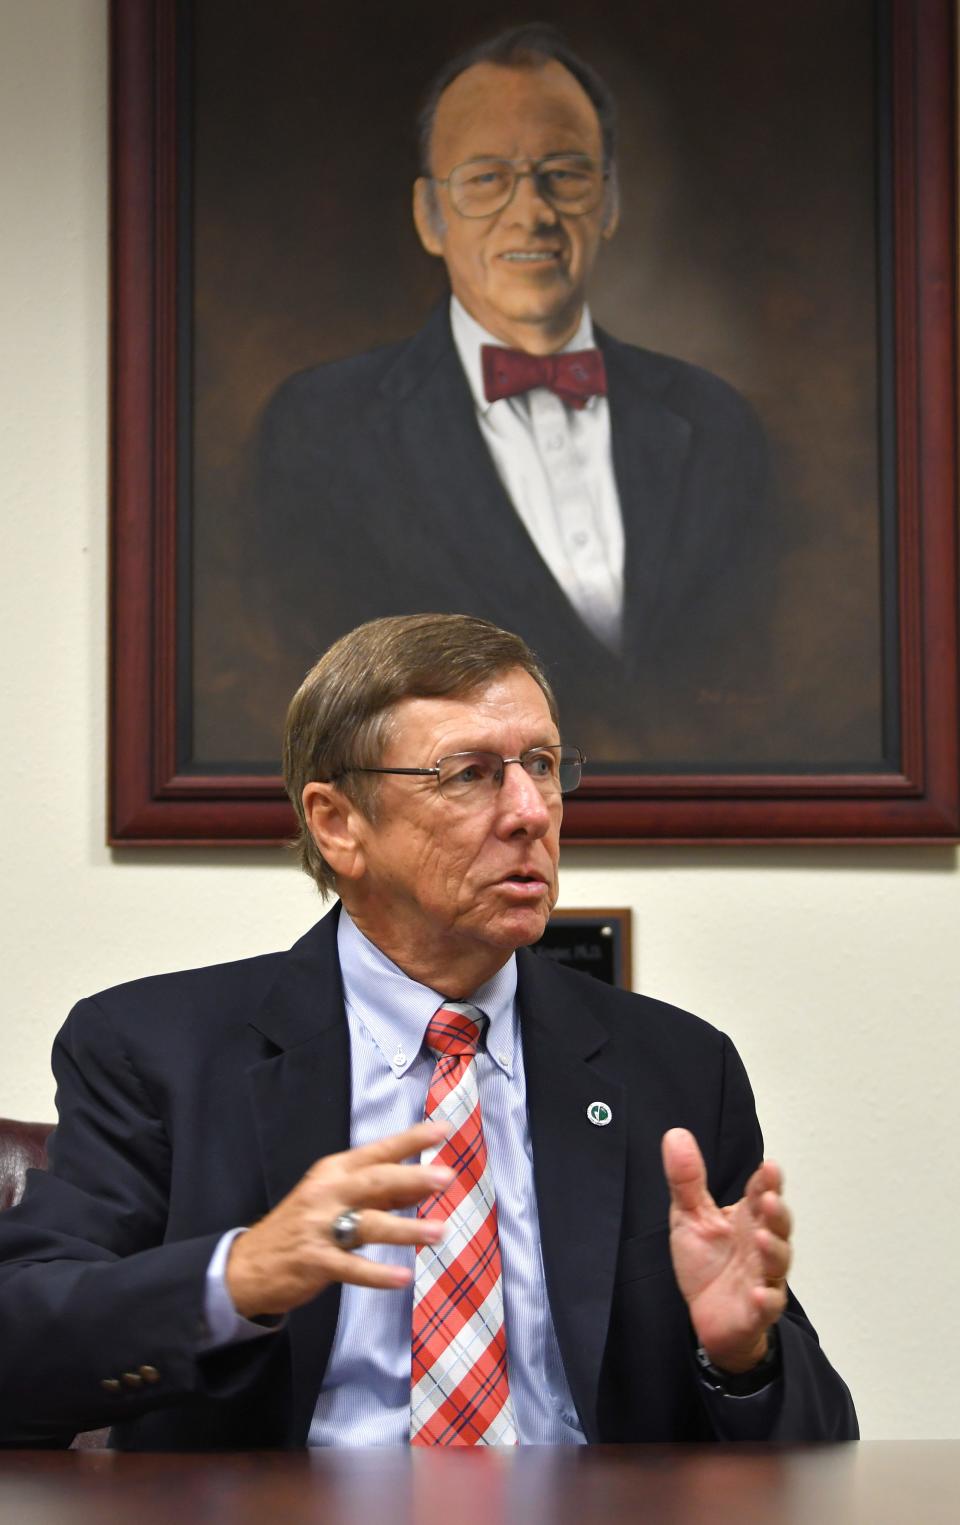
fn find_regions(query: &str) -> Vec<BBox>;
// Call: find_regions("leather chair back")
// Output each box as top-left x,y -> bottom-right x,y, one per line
0,1118 -> 52,1211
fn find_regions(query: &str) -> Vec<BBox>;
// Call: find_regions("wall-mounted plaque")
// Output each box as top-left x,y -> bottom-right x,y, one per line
535,909 -> 632,990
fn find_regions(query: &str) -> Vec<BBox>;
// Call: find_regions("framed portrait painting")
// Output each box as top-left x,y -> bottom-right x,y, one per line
110,0 -> 959,843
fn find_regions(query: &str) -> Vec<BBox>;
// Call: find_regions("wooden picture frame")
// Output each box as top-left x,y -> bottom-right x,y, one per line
110,0 -> 959,845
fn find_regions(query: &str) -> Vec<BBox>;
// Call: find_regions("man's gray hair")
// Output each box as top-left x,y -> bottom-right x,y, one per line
283,613 -> 559,896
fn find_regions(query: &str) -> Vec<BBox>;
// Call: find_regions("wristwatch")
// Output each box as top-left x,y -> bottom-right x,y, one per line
695,1325 -> 781,1396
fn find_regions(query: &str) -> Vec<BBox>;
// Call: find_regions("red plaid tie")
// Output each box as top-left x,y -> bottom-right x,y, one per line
410,1003 -> 517,1446
481,343 -> 607,410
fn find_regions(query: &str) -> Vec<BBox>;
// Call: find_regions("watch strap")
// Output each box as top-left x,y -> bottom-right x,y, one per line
695,1324 -> 782,1397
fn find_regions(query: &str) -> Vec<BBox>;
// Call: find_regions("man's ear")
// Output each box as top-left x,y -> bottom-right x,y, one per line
302,782 -> 367,885
601,167 -> 620,240
413,177 -> 445,255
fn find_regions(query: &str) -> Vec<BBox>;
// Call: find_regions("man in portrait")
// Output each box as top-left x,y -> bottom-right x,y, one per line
0,614 -> 854,1446
252,23 -> 773,767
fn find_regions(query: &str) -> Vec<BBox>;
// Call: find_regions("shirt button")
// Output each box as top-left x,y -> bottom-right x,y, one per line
572,530 -> 589,548
139,1365 -> 161,1384
121,1372 -> 143,1389
497,1052 -> 510,1067
100,1378 -> 121,1394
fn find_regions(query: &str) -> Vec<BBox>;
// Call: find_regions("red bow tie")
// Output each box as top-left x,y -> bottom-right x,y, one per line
481,344 -> 607,411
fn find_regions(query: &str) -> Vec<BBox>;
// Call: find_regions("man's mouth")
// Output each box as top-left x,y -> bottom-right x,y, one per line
499,871 -> 548,891
500,250 -> 562,263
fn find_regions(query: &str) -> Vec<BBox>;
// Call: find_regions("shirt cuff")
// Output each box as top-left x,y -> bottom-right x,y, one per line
200,1227 -> 285,1351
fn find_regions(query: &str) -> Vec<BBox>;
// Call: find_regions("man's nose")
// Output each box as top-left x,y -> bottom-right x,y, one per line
506,169 -> 559,225
495,761 -> 554,833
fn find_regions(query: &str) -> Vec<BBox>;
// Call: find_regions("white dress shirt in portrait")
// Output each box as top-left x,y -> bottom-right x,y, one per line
450,296 -> 625,652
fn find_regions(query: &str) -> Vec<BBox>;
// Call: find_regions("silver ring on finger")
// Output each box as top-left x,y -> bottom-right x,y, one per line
329,1209 -> 362,1252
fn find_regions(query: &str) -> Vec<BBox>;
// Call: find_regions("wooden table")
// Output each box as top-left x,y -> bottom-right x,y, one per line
0,1443 -> 955,1525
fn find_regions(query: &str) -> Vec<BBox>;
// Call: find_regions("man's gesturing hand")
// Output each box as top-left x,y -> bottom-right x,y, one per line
226,1122 -> 452,1319
661,1127 -> 792,1373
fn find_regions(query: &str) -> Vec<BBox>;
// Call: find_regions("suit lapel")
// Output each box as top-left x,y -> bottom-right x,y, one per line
372,307 -> 619,676
373,309 -> 697,682
595,327 -> 693,663
246,908 -> 351,1444
517,950 -> 627,1442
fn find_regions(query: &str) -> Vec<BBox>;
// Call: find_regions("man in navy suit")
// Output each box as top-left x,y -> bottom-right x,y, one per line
253,24 -> 773,767
0,614 -> 854,1447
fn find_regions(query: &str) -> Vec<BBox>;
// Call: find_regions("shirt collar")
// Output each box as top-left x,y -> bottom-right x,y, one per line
336,906 -> 518,1078
449,295 -> 597,418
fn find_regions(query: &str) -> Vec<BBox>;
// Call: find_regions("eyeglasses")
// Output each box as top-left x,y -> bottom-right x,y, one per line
432,154 -> 607,219
338,745 -> 585,803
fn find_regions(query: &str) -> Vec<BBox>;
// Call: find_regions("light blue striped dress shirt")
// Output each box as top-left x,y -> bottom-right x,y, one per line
206,909 -> 584,1445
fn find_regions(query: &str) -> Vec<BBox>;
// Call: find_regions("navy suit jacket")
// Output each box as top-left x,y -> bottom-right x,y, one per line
251,306 -> 774,763
0,909 -> 856,1448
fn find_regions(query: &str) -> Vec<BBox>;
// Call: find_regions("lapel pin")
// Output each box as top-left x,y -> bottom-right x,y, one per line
587,1101 -> 612,1127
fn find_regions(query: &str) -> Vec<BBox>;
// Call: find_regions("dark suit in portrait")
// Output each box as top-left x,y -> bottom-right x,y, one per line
253,303 -> 771,766
0,909 -> 855,1449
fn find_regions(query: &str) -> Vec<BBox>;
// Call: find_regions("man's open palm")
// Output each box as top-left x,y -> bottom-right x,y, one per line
661,1127 -> 792,1372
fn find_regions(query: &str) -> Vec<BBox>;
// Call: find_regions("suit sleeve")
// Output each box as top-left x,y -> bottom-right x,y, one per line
694,1035 -> 859,1441
0,999 -> 278,1447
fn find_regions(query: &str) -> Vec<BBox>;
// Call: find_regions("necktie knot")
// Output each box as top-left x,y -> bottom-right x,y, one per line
481,343 -> 607,410
425,1005 -> 482,1060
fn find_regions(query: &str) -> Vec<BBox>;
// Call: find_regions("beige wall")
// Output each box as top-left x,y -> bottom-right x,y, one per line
2,0 -> 959,1439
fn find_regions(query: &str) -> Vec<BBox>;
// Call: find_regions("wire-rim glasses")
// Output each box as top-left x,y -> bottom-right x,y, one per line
338,745 -> 585,803
432,154 -> 607,218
